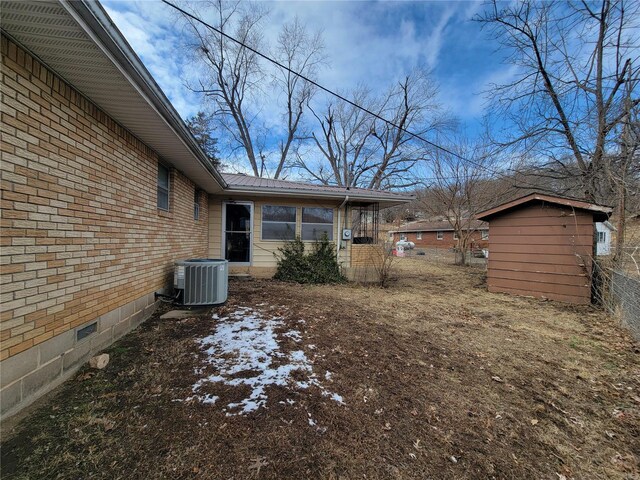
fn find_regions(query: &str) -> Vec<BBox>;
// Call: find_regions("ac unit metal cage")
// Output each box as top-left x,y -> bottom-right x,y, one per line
173,259 -> 228,306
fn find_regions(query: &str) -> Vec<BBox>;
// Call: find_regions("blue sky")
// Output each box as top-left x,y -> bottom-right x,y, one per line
102,0 -> 515,172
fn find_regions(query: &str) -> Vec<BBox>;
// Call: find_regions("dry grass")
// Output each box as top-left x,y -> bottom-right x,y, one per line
2,259 -> 639,479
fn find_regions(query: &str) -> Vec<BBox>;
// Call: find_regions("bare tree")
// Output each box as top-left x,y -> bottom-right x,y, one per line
299,87 -> 377,187
271,17 -> 326,179
299,71 -> 450,189
178,2 -> 324,178
180,0 -> 267,176
419,139 -> 512,265
476,0 -> 640,203
611,74 -> 640,266
369,70 -> 450,189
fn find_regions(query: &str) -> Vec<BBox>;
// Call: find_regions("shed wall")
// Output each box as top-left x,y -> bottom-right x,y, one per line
486,204 -> 594,304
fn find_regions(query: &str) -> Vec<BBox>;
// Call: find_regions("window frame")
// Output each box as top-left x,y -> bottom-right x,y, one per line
157,163 -> 170,211
194,189 -> 200,221
436,231 -> 444,240
416,232 -> 422,240
481,230 -> 489,241
301,207 -> 334,242
453,231 -> 459,240
261,204 -> 297,241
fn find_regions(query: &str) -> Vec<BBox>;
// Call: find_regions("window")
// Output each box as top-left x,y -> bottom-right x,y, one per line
301,207 -> 333,241
481,230 -> 489,240
262,205 -> 296,240
157,164 -> 170,210
400,234 -> 407,241
453,231 -> 459,240
194,190 -> 200,221
597,231 -> 606,243
416,232 -> 422,240
436,231 -> 444,240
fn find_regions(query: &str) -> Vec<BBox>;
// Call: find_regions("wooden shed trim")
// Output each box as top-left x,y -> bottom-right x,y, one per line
476,193 -> 612,221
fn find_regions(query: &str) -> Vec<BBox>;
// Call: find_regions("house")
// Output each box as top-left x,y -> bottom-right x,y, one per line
476,193 -> 612,305
209,174 -> 411,278
390,219 -> 489,250
595,221 -> 616,256
0,0 -> 410,419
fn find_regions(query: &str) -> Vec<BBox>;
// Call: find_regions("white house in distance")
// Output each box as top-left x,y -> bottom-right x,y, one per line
595,221 -> 616,256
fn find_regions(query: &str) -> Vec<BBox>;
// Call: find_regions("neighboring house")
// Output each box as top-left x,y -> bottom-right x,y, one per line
391,220 -> 489,250
595,221 -> 616,256
0,1 -> 410,419
477,193 -> 612,305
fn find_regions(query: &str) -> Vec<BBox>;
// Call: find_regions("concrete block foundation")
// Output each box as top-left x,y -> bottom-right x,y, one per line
0,290 -> 160,420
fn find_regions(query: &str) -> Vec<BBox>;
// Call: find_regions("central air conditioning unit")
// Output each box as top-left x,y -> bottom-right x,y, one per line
173,259 -> 229,306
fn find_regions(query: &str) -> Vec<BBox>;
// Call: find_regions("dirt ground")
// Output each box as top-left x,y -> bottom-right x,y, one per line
2,258 -> 639,479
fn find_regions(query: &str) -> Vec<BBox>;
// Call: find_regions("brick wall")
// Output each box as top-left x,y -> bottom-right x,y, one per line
0,35 -> 209,361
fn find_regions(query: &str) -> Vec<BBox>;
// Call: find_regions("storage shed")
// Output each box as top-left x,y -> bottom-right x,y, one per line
476,193 -> 612,304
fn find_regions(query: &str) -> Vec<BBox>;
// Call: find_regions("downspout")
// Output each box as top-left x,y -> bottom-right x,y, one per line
336,195 -> 349,262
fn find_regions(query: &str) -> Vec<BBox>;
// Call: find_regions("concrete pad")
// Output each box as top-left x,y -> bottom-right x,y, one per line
160,309 -> 210,320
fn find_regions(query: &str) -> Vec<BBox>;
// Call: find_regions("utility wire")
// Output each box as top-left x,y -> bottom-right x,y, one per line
162,0 -> 546,190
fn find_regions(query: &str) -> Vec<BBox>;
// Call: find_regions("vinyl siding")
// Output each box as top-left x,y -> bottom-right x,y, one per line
486,204 -> 594,304
208,196 -> 351,275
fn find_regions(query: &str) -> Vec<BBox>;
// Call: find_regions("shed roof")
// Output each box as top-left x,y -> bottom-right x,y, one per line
476,193 -> 612,222
1,0 -> 226,193
222,173 -> 414,207
392,219 -> 487,233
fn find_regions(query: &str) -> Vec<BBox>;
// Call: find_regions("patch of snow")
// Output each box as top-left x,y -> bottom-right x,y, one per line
189,307 -> 343,415
283,330 -> 302,342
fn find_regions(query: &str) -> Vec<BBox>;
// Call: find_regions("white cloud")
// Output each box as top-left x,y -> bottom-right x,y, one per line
103,0 -> 506,165
103,0 -> 201,119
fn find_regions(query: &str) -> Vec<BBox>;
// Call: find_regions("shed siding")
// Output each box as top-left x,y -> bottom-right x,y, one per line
486,204 -> 594,304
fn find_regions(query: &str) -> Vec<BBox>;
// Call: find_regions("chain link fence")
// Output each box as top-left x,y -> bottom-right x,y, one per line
593,257 -> 640,341
401,247 -> 488,268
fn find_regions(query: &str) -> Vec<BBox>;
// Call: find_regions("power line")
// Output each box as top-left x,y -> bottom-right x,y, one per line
161,0 -> 546,191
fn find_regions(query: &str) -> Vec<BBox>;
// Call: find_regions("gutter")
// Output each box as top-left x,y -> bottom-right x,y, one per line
224,186 -> 414,206
62,0 -> 227,191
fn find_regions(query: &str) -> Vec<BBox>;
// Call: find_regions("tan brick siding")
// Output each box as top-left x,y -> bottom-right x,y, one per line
0,35 -> 209,360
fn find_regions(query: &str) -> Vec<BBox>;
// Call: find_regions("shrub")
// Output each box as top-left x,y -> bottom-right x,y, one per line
274,235 -> 346,284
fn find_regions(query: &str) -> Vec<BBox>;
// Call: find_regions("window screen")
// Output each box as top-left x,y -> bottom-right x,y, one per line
301,207 -> 333,241
194,190 -> 200,221
262,205 -> 296,240
157,164 -> 170,210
